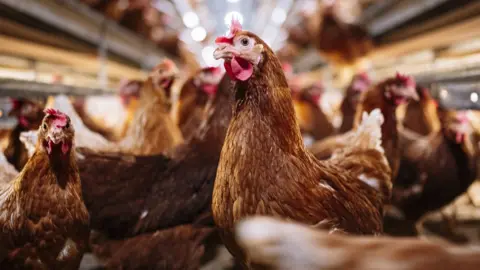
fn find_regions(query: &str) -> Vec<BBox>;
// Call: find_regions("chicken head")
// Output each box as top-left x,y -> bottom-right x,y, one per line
39,108 -> 74,156
383,72 -> 418,105
9,98 -> 45,129
150,59 -> 178,97
438,109 -> 472,144
213,19 -> 265,81
193,66 -> 224,96
118,79 -> 143,106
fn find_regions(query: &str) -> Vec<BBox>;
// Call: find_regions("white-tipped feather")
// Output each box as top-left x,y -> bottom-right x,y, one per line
19,131 -> 37,158
353,108 -> 384,153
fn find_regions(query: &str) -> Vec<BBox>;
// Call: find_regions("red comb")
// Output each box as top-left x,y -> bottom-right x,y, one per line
44,108 -> 64,117
395,72 -> 416,88
215,17 -> 243,45
44,108 -> 68,127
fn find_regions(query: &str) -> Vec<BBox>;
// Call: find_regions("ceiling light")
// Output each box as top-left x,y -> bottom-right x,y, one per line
471,92 -> 478,103
271,7 -> 287,25
182,11 -> 199,28
224,11 -> 244,26
191,26 -> 207,42
202,46 -> 222,67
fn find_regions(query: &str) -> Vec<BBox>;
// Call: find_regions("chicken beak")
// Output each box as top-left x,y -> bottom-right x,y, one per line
213,45 -> 235,60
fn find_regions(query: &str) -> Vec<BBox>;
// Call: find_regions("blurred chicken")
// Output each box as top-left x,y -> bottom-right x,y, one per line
72,79 -> 142,142
43,60 -> 182,156
338,72 -> 371,134
76,74 -> 234,269
236,216 -> 480,270
292,82 -> 334,142
401,86 -> 440,136
174,67 -> 223,141
90,225 -> 214,270
316,0 -> 372,65
310,73 -> 419,179
0,109 -> 89,269
108,59 -> 183,155
4,98 -> 45,171
392,108 -> 477,226
212,21 -> 391,268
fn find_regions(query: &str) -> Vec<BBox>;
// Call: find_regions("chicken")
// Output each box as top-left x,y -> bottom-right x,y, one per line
392,108 -> 478,224
292,82 -> 334,142
45,59 -> 182,155
236,216 -> 480,270
401,86 -> 440,136
108,59 -> 183,155
174,67 -> 223,141
309,73 -> 419,179
338,72 -> 371,134
72,80 -> 142,142
212,20 -> 391,267
0,109 -> 89,269
316,0 -> 372,65
4,98 -> 45,171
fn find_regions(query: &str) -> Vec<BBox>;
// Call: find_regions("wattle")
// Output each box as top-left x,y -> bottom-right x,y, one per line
224,56 -> 253,81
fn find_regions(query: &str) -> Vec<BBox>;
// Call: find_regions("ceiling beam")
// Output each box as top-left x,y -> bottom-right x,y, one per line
370,16 -> 480,61
0,0 -> 175,69
0,35 -> 146,80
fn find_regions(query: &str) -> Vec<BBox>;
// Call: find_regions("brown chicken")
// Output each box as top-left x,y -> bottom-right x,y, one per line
0,109 -> 89,269
316,0 -> 372,65
392,108 -> 477,224
292,82 -> 334,141
236,216 -> 480,270
4,98 -> 45,171
338,72 -> 371,134
401,86 -> 440,136
310,73 -> 419,179
76,74 -> 234,268
106,59 -> 183,155
212,20 -> 391,268
72,80 -> 142,142
174,67 -> 223,141
90,225 -> 214,270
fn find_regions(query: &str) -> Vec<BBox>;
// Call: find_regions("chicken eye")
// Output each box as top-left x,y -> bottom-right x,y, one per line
240,38 -> 249,46
65,122 -> 70,129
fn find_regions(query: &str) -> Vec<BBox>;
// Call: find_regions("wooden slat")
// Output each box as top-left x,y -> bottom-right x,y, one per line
0,35 -> 147,80
370,16 -> 480,61
0,79 -> 113,97
0,0 -> 174,69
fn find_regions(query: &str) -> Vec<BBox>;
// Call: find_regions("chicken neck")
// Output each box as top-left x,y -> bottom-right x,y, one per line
230,65 -> 305,156
16,144 -> 79,191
